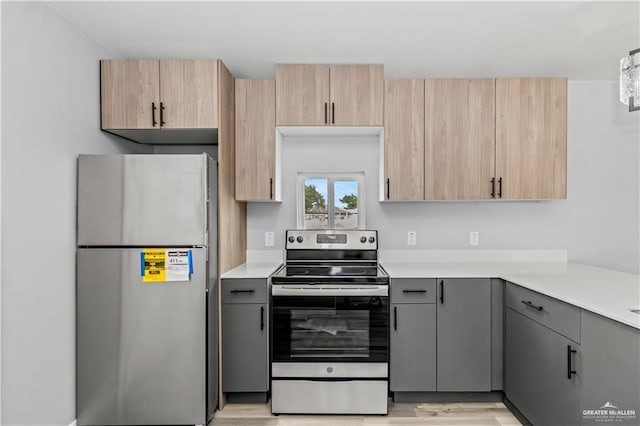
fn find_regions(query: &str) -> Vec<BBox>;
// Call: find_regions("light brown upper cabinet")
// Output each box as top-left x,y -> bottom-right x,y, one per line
496,78 -> 567,199
424,79 -> 496,200
235,79 -> 278,201
276,64 -> 383,126
383,79 -> 425,200
383,77 -> 566,201
330,65 -> 384,125
159,60 -> 218,129
101,59 -> 219,143
101,59 -> 159,130
276,65 -> 329,126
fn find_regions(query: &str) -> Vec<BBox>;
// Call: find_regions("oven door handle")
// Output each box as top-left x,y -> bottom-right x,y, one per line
271,284 -> 388,297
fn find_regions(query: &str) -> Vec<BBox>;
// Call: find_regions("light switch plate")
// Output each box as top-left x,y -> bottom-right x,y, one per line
265,232 -> 275,247
407,231 -> 417,246
469,231 -> 479,246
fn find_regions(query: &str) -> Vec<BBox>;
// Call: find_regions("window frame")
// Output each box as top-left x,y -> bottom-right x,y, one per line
296,172 -> 365,230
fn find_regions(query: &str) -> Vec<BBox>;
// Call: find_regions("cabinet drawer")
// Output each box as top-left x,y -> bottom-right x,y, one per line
391,279 -> 437,303
506,282 -> 580,343
221,278 -> 267,304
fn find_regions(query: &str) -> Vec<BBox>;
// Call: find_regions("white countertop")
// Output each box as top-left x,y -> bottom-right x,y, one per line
381,261 -> 640,330
220,261 -> 283,279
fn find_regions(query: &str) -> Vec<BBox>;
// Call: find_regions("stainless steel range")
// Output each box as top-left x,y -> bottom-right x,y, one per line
270,230 -> 389,415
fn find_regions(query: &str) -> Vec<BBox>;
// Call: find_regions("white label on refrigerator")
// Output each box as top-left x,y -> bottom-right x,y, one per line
166,250 -> 192,282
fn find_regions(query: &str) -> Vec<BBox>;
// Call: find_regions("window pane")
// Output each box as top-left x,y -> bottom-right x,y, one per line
304,178 -> 328,229
334,180 -> 358,229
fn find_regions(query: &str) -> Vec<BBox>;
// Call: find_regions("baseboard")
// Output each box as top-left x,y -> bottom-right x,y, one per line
68,420 -> 77,426
503,396 -> 533,426
393,391 -> 504,403
224,392 -> 269,403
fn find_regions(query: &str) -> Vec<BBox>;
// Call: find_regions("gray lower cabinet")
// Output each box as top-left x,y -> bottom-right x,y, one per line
390,303 -> 437,391
490,278 -> 505,390
390,278 -> 492,394
437,278 -> 492,391
221,278 -> 269,393
388,274 -> 639,426
579,310 -> 640,426
505,308 -> 579,425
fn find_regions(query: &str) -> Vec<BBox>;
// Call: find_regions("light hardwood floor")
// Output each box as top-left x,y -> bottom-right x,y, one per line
211,402 -> 522,426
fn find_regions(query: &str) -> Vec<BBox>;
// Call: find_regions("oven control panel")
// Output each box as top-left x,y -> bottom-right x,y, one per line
286,230 -> 377,250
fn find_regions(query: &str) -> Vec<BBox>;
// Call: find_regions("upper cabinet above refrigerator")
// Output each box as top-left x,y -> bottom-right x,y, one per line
77,154 -> 212,247
100,59 -> 220,144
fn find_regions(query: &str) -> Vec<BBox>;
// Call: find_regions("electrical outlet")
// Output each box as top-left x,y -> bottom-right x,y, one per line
407,231 -> 417,246
469,231 -> 479,246
265,232 -> 274,247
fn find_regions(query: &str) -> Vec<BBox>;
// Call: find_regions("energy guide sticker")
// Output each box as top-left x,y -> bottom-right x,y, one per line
141,249 -> 166,282
141,249 -> 192,282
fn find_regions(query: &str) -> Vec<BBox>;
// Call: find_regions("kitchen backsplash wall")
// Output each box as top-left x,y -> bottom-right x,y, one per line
248,81 -> 640,274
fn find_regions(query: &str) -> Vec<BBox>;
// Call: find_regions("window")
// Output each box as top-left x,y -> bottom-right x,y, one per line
297,173 -> 364,229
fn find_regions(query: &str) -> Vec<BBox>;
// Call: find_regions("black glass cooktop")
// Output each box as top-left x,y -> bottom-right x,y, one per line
271,264 -> 389,284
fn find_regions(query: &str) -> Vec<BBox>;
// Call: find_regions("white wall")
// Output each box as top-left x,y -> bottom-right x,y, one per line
248,81 -> 640,274
1,2 -> 150,425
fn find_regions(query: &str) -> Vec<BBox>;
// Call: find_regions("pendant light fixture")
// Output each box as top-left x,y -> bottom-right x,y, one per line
620,48 -> 640,111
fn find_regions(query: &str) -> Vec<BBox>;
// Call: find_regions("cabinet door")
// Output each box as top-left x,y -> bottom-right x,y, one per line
329,65 -> 383,126
425,79 -> 495,200
437,278 -> 491,391
101,59 -> 159,130
383,79 -> 425,200
159,59 -> 218,129
222,303 -> 268,392
496,78 -> 567,199
505,308 -> 579,426
276,65 -> 329,126
580,311 -> 640,426
235,79 -> 276,201
390,303 -> 436,392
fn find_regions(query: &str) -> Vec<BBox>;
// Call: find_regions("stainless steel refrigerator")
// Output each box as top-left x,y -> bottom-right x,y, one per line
76,154 -> 218,426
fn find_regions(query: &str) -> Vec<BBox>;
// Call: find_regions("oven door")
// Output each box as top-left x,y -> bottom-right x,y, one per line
272,293 -> 389,363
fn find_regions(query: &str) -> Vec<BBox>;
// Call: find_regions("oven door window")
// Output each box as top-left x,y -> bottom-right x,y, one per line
291,309 -> 369,358
273,296 -> 388,363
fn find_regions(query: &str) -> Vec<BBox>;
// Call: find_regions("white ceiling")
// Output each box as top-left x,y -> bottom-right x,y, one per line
47,1 -> 639,80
